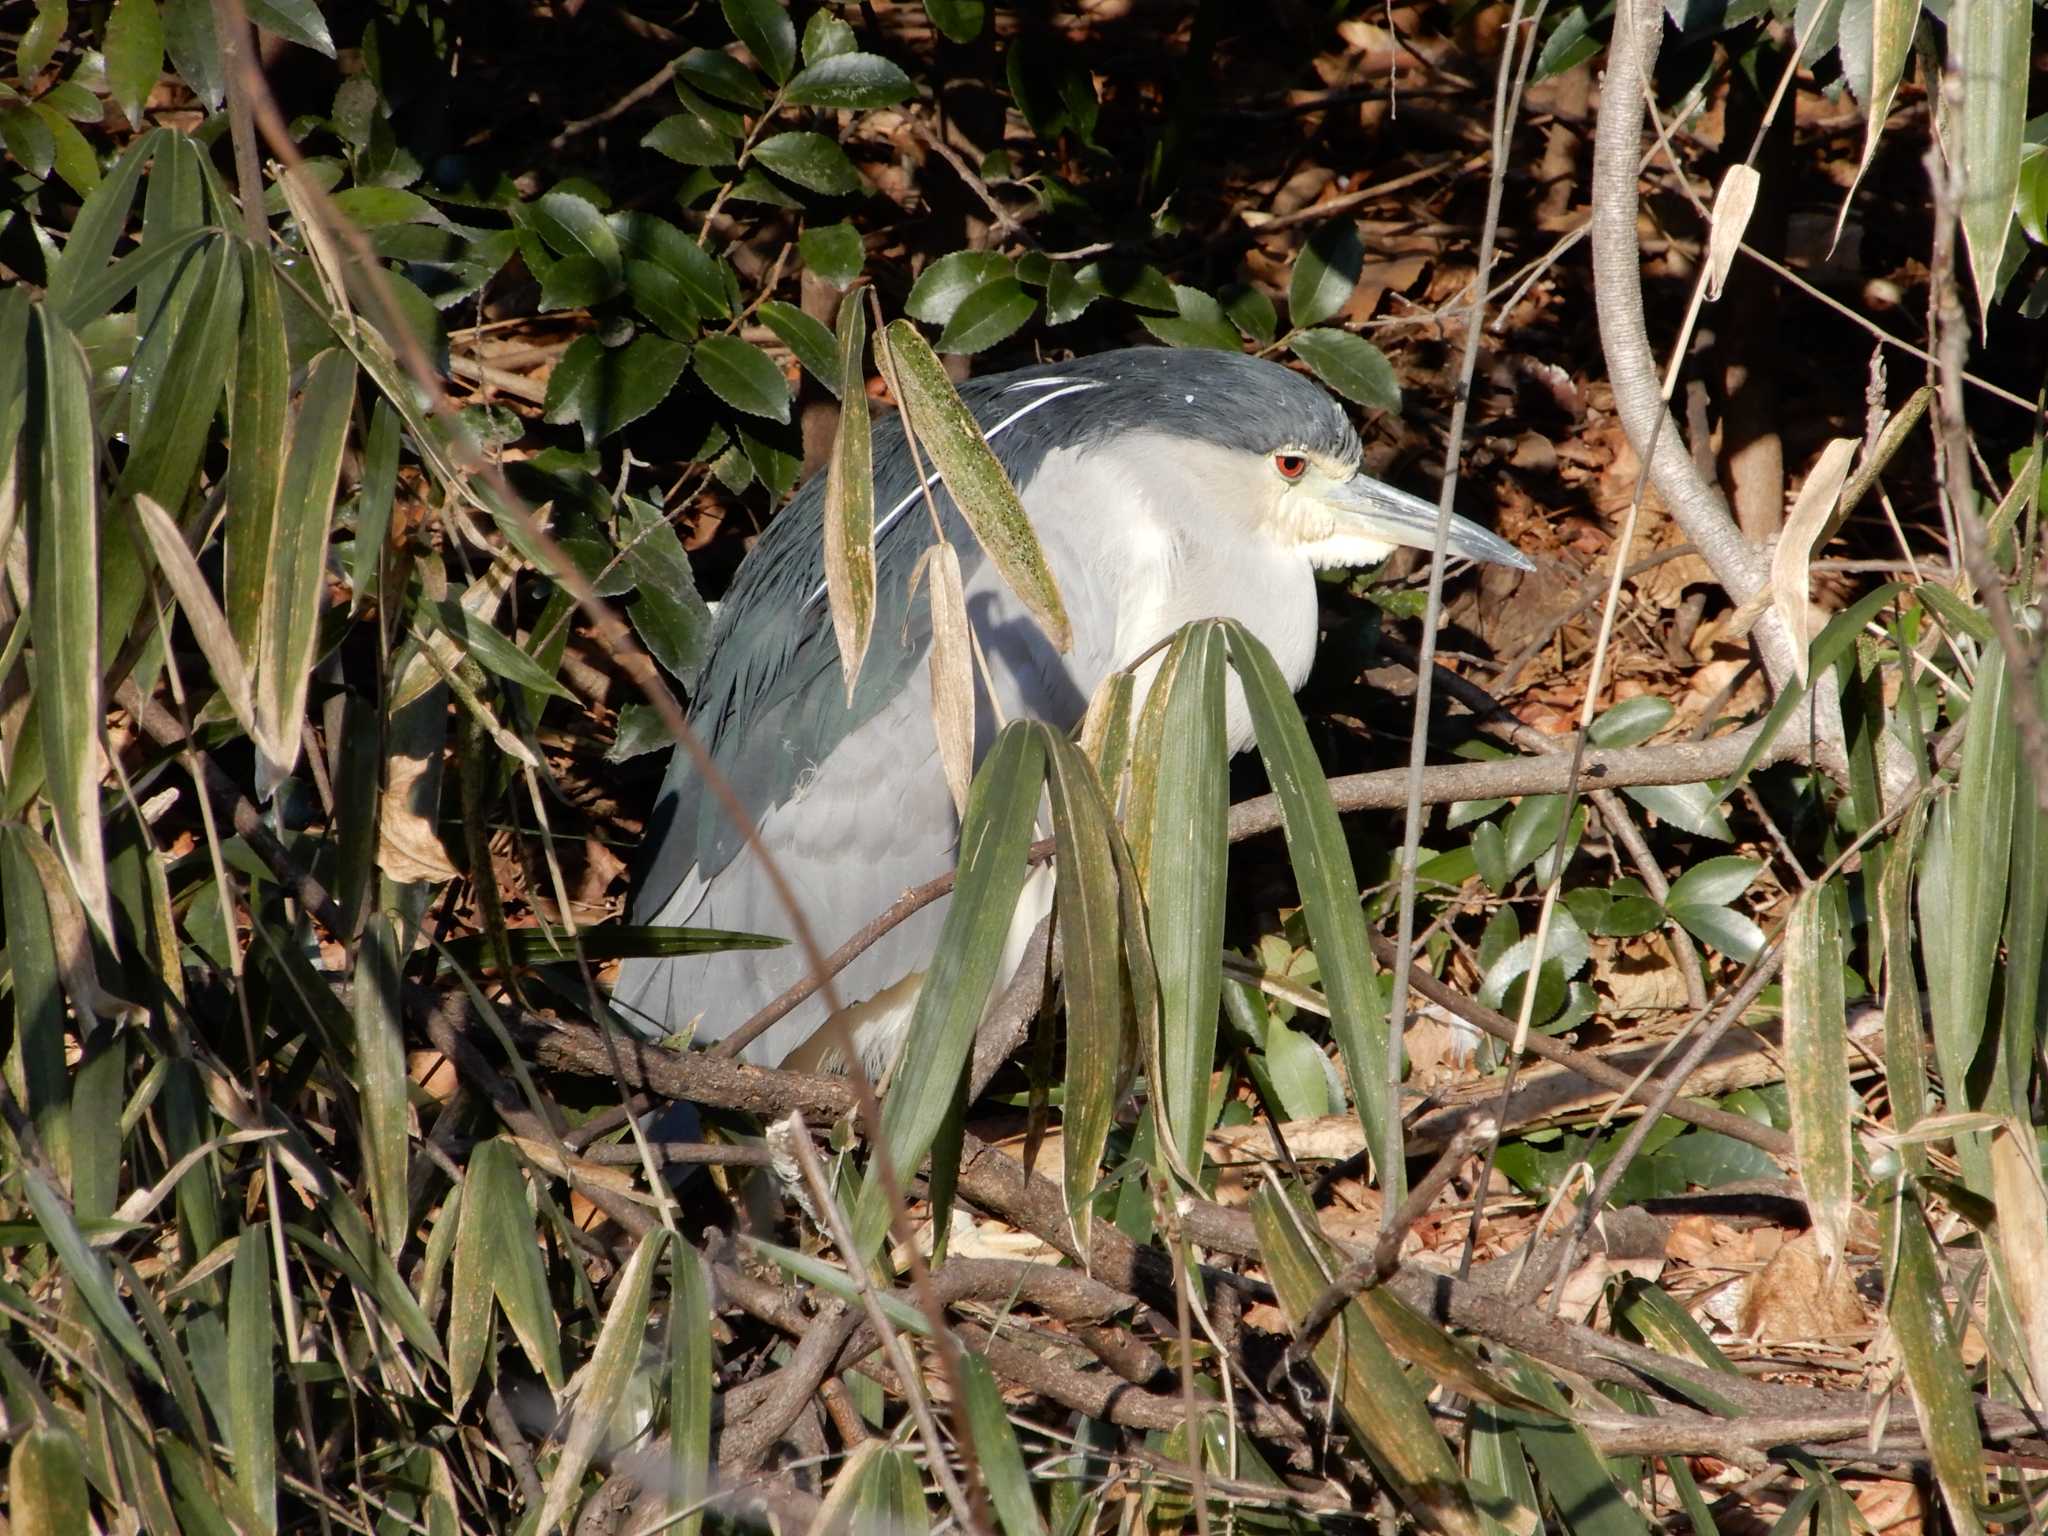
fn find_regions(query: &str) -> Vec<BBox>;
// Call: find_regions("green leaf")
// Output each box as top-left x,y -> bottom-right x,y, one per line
753,130 -> 862,194
852,725 -> 1048,1257
618,496 -> 715,685
1289,327 -> 1400,412
1138,284 -> 1242,351
226,1227 -> 276,1530
1220,282 -> 1277,343
691,332 -> 791,422
1252,1183 -> 1485,1536
748,1239 -> 930,1333
1952,0 -> 2028,323
104,0 -> 165,127
1588,695 -> 1675,747
1289,220 -> 1364,328
907,249 -> 1014,325
823,292 -> 876,699
1043,732 -> 1127,1259
534,1228 -> 666,1535
47,130 -> 160,315
1785,887 -> 1853,1270
961,1353 -> 1050,1536
1621,782 -> 1734,841
784,52 -> 914,108
227,246 -> 289,654
624,259 -> 701,340
610,211 -> 735,316
667,1243 -> 713,1536
722,0 -> 796,83
757,299 -> 840,395
0,100 -> 55,180
1664,855 -> 1762,909
799,221 -> 864,287
883,319 -> 1070,650
676,47 -> 766,107
530,189 -> 623,277
1227,620 -> 1403,1203
1729,583 -> 1904,786
254,347 -> 356,796
23,1168 -> 165,1386
800,9 -> 855,63
924,0 -> 987,40
244,0 -> 334,55
1885,1180 -> 1988,1535
1148,625 -> 1230,1170
118,234 -> 242,510
936,276 -> 1037,353
161,0 -> 223,108
642,112 -> 736,167
9,1423 -> 89,1536
544,333 -> 692,444
1072,258 -> 1177,313
1668,903 -> 1767,963
24,305 -> 113,940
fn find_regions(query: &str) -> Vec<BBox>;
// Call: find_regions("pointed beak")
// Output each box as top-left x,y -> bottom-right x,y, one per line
1326,475 -> 1534,572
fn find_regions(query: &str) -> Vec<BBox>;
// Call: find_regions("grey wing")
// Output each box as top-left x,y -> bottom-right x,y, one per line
612,662 -> 963,1064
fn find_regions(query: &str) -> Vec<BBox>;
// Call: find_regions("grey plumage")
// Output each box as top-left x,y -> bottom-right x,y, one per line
615,346 -> 1529,1067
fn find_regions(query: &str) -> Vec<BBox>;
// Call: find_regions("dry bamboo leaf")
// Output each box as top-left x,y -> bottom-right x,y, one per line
1989,1120 -> 2048,1410
911,540 -> 976,821
1706,165 -> 1762,302
1768,438 -> 1859,681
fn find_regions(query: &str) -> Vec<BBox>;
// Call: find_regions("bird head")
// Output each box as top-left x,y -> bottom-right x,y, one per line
1258,445 -> 1534,573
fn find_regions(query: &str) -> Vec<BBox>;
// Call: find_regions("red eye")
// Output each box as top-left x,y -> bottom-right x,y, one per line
1274,453 -> 1307,480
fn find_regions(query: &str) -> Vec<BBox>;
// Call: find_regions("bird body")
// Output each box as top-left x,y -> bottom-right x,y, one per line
615,347 -> 1529,1071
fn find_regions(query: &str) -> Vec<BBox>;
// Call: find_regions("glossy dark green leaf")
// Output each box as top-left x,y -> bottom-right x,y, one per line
852,724 -> 1047,1257
1622,782 -> 1734,840
529,189 -> 623,277
1072,258 -> 1177,313
642,112 -> 736,167
610,213 -> 733,317
907,249 -> 1014,325
1664,855 -> 1762,909
1220,282 -> 1277,343
1289,221 -> 1365,329
752,130 -> 863,194
28,104 -> 97,196
677,46 -> 767,107
1138,284 -> 1241,351
691,332 -> 792,422
244,0 -> 335,55
0,101 -> 55,180
544,332 -> 692,444
937,277 -> 1037,353
1667,903 -> 1767,964
161,0 -> 223,107
624,259 -> 702,339
784,52 -> 914,107
1289,327 -> 1400,412
799,220 -> 864,287
924,0 -> 987,40
758,299 -> 839,394
1587,695 -> 1675,748
722,0 -> 796,83
618,496 -> 715,685
104,0 -> 165,127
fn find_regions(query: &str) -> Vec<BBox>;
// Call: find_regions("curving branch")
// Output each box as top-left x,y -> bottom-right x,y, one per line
1588,0 -> 1849,781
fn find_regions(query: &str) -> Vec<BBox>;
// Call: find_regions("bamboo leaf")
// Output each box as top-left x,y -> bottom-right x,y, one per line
667,1241 -> 713,1536
1769,438 -> 1857,683
354,914 -> 411,1254
1988,1120 -> 2048,1411
1146,621 -> 1229,1173
1951,0 -> 2029,325
1884,1179 -> 1988,1535
1226,620 -> 1404,1205
22,1167 -> 164,1386
24,304 -> 114,941
533,1227 -> 665,1534
852,722 -> 1047,1257
1042,731 -> 1127,1260
823,290 -> 875,699
226,244 -> 289,656
914,540 -> 976,821
960,1351 -> 1050,1536
882,319 -> 1072,651
131,494 -> 255,737
255,347 -> 356,796
1784,886 -> 1854,1273
227,1226 -> 277,1531
1252,1182 -> 1483,1536
8,1422 -> 89,1536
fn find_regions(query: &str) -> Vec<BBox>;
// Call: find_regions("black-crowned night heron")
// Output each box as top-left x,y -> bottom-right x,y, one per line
615,347 -> 1531,1072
